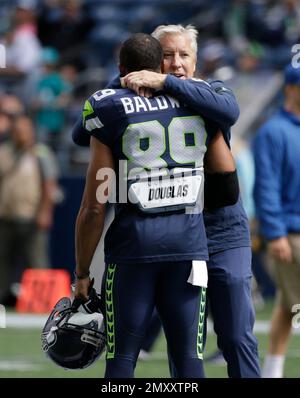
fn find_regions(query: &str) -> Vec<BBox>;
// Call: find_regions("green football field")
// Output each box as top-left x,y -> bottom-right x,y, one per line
0,301 -> 300,378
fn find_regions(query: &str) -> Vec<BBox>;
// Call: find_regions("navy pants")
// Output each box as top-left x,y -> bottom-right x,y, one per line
207,247 -> 261,378
141,308 -> 162,352
101,261 -> 206,378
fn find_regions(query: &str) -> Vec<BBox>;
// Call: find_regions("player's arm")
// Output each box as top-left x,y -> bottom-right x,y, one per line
123,71 -> 239,128
162,75 -> 240,127
74,137 -> 115,300
204,131 -> 239,209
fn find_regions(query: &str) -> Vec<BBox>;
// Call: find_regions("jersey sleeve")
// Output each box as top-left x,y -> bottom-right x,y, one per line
164,75 -> 240,129
71,79 -> 122,147
72,116 -> 91,147
81,90 -> 117,148
203,119 -> 219,146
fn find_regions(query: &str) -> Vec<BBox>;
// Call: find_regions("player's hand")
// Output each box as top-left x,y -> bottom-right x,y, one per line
138,87 -> 153,98
124,70 -> 167,92
268,236 -> 293,263
74,277 -> 91,302
122,80 -> 153,97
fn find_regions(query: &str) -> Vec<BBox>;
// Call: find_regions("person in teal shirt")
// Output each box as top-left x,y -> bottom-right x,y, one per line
34,47 -> 71,151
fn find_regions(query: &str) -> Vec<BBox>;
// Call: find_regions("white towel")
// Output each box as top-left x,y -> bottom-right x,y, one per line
187,260 -> 208,287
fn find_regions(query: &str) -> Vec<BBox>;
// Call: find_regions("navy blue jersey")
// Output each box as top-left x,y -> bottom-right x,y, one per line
204,196 -> 251,254
83,88 -> 211,264
73,76 -> 250,254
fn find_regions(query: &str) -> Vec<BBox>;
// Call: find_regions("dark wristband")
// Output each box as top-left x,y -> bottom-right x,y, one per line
204,170 -> 239,209
75,271 -> 90,280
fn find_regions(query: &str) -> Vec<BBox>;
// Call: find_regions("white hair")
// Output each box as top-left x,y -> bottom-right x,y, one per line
151,24 -> 198,54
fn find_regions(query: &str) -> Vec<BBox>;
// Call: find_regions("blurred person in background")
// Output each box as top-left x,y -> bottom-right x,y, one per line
0,93 -> 25,117
0,93 -> 26,144
0,0 -> 42,98
0,115 -> 59,306
253,64 -> 300,378
31,47 -> 72,152
233,136 -> 275,306
0,111 -> 12,144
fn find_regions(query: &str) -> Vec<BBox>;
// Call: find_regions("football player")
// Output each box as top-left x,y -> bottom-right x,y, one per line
74,33 -> 238,378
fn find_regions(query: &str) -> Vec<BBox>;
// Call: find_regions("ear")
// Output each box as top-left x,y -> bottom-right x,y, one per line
192,57 -> 196,74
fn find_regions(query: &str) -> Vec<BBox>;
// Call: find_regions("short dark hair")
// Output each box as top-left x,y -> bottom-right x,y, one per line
119,33 -> 163,74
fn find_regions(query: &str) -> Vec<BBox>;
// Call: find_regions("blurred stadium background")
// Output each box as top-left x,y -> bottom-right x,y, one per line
0,0 -> 300,378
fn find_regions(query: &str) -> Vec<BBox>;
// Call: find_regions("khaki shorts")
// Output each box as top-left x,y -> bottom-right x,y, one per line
269,234 -> 300,310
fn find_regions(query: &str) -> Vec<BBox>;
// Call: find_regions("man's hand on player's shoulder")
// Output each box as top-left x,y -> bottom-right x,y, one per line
123,70 -> 166,96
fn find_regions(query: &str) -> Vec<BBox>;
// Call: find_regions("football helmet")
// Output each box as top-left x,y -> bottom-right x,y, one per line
41,294 -> 106,370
